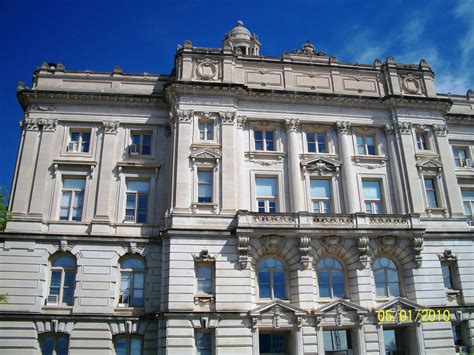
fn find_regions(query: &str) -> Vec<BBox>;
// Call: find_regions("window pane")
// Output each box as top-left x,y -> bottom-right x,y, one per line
273,271 -> 286,284
122,258 -> 145,270
462,190 -> 474,199
50,271 -> 61,290
41,336 -> 54,355
442,265 -> 453,289
132,289 -> 144,306
115,338 -> 127,355
333,282 -> 345,298
133,272 -> 144,289
389,282 -> 400,296
196,332 -> 212,354
63,178 -> 85,190
317,134 -> 326,153
258,200 -> 265,212
384,330 -> 397,350
256,178 -> 277,196
273,283 -> 286,299
127,180 -> 150,192
376,284 -> 387,297
131,338 -> 142,355
52,255 -> 76,268
259,284 -> 271,298
363,181 -> 381,199
268,201 -> 276,212
56,335 -> 69,355
310,179 -> 330,198
427,190 -> 438,208
259,271 -> 270,283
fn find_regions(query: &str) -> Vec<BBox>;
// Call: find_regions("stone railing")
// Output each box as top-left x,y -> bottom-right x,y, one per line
236,211 -> 421,229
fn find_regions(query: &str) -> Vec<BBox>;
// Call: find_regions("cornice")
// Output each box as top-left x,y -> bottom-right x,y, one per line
445,113 -> 474,125
17,89 -> 168,111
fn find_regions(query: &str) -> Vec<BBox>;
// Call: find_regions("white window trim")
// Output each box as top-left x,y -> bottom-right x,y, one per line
305,176 -> 340,214
117,172 -> 156,225
354,132 -> 378,156
420,173 -> 446,212
195,263 -> 215,296
61,125 -> 95,158
191,164 -> 219,212
251,171 -> 285,213
303,129 -> 332,154
47,256 -> 76,307
357,174 -> 391,214
250,123 -> 282,153
193,113 -> 220,144
117,256 -> 146,308
413,127 -> 435,153
452,145 -> 472,168
52,171 -> 91,223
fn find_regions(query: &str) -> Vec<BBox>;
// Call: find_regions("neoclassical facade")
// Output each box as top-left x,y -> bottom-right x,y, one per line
1,21 -> 473,355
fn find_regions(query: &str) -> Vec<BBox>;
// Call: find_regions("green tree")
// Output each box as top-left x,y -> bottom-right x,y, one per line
0,187 -> 10,231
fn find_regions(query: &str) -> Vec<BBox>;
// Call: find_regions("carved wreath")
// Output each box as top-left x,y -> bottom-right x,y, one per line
195,58 -> 218,81
401,75 -> 421,95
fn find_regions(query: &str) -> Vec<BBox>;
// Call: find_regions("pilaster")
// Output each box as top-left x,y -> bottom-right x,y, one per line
433,123 -> 465,218
285,119 -> 305,212
336,121 -> 358,213
384,124 -> 407,213
220,112 -> 236,213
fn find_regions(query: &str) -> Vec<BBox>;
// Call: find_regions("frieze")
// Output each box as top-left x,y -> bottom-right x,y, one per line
236,115 -> 248,129
252,215 -> 296,224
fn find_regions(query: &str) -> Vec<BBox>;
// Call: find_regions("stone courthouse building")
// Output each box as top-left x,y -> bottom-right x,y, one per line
1,21 -> 474,355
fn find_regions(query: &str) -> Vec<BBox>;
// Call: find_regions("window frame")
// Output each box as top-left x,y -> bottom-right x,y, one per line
195,329 -> 214,355
47,254 -> 77,307
59,177 -> 86,222
197,170 -> 214,204
39,332 -> 70,355
310,178 -> 332,213
452,146 -> 471,168
315,257 -> 346,299
362,179 -> 384,215
118,256 -> 146,308
198,118 -> 215,141
257,256 -> 288,300
306,131 -> 328,154
124,179 -> 150,224
259,331 -> 291,355
254,129 -> 276,152
129,131 -> 152,156
423,176 -> 440,209
461,188 -> 474,223
195,263 -> 214,295
356,134 -> 377,156
67,129 -> 91,153
441,260 -> 460,291
113,334 -> 143,355
372,257 -> 401,298
255,176 -> 278,213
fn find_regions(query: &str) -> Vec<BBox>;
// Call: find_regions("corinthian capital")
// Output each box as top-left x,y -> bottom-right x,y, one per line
335,121 -> 351,134
284,118 -> 301,133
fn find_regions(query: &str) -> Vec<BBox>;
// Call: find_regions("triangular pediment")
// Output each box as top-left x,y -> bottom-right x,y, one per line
416,159 -> 442,169
301,157 -> 340,174
249,299 -> 306,317
190,148 -> 221,160
376,297 -> 423,311
313,299 -> 368,315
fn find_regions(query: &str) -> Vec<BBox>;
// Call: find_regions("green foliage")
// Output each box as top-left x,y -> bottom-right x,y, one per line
0,295 -> 7,303
0,187 -> 10,231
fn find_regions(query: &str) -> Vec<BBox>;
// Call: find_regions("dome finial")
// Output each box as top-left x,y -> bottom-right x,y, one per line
236,20 -> 244,27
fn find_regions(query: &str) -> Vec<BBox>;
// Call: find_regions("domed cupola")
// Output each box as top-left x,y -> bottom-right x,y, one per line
223,21 -> 261,55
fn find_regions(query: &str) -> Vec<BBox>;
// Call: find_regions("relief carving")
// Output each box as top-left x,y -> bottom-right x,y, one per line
261,236 -> 286,255
194,58 -> 219,81
299,235 -> 311,270
322,236 -> 343,255
357,235 -> 370,268
377,236 -> 399,253
397,122 -> 412,135
238,235 -> 250,270
335,121 -> 351,135
103,120 -> 120,134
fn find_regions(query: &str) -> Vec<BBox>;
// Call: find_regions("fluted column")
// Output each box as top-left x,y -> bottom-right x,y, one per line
285,119 -> 305,212
336,121 -> 358,213
433,124 -> 465,218
384,124 -> 407,213
93,120 -> 119,223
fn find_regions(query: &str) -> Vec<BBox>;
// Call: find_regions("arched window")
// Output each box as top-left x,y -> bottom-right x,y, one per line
316,258 -> 345,298
119,256 -> 145,307
257,257 -> 286,299
48,254 -> 76,306
39,332 -> 69,355
114,334 -> 142,355
373,257 -> 400,297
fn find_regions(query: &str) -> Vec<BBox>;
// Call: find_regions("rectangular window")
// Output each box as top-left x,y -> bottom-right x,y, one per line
383,328 -> 408,354
424,178 -> 438,208
323,330 -> 352,353
60,178 -> 86,221
310,179 -> 331,213
199,120 -> 214,141
40,334 -> 69,355
130,133 -> 152,155
195,331 -> 213,355
453,147 -> 469,168
307,132 -> 326,153
362,180 -> 383,214
255,130 -> 275,151
357,135 -> 376,155
125,180 -> 149,223
461,189 -> 474,222
441,263 -> 454,289
416,132 -> 428,150
68,130 -> 91,153
198,171 -> 213,203
259,333 -> 289,355
256,177 -> 277,212
196,264 -> 213,294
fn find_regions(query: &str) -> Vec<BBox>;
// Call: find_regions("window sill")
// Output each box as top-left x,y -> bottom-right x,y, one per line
352,155 -> 388,166
42,305 -> 73,314
194,294 -> 215,305
256,298 -> 290,304
191,203 -> 219,214
425,207 -> 448,218
51,220 -> 88,225
191,142 -> 220,148
246,151 -> 286,160
114,306 -> 145,316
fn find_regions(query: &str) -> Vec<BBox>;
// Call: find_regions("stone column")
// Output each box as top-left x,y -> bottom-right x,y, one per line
10,118 -> 41,217
172,109 -> 193,211
384,124 -> 407,213
296,317 -> 304,354
396,121 -> 425,213
237,116 -> 250,210
357,315 -> 367,355
251,321 -> 258,355
376,323 -> 385,354
433,124 -> 465,218
28,119 -> 58,219
92,121 -> 119,225
285,119 -> 305,212
316,317 -> 324,354
336,121 -> 359,213
220,112 -> 236,214
415,320 -> 426,354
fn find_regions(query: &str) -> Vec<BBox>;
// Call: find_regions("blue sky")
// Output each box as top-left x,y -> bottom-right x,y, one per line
1,0 -> 473,198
